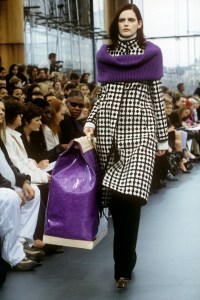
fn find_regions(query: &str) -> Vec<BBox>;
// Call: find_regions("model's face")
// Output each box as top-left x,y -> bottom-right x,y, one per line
118,9 -> 142,38
0,101 -> 5,125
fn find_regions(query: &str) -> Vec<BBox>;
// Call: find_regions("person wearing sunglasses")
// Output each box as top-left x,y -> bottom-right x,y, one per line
60,90 -> 86,144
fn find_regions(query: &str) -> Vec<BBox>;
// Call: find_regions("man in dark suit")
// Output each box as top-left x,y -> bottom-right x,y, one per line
60,91 -> 85,144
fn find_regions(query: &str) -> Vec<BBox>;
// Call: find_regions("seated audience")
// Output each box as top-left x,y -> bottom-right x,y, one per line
27,99 -> 67,163
0,99 -> 44,271
4,100 -> 50,184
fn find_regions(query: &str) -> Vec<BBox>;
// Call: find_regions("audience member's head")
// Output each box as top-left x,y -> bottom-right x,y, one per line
31,98 -> 51,125
21,102 -> 43,129
4,99 -> 23,127
165,101 -> 173,117
77,83 -> 90,97
49,98 -> 65,134
0,77 -> 6,88
8,64 -> 18,76
177,82 -> 185,94
69,72 -> 80,86
66,90 -> 84,119
0,67 -> 7,77
44,92 -> 57,103
178,106 -> 191,121
31,91 -> 44,100
11,87 -> 24,103
173,94 -> 187,108
48,53 -> 57,63
64,83 -> 76,98
80,72 -> 90,84
0,87 -> 8,100
28,65 -> 38,78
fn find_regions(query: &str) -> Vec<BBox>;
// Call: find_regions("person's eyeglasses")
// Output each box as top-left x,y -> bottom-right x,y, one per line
69,102 -> 84,109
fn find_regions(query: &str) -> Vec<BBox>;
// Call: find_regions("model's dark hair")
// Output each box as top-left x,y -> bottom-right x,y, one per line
109,3 -> 146,49
4,99 -> 23,125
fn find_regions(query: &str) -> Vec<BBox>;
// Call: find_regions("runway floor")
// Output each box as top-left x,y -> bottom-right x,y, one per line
1,164 -> 200,300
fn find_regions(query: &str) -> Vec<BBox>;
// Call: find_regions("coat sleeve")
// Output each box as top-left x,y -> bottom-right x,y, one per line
149,80 -> 168,144
85,94 -> 101,128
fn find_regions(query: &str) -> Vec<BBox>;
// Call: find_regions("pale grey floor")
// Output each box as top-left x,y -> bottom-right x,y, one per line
1,164 -> 200,300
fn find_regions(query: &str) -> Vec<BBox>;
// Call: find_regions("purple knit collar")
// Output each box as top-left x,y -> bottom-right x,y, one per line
96,40 -> 163,83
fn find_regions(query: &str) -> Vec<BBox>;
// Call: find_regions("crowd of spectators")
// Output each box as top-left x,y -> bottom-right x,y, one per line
0,60 -> 101,284
0,59 -> 200,284
151,82 -> 200,193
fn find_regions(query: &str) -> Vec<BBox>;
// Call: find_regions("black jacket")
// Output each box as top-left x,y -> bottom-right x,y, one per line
17,126 -> 64,163
0,138 -> 30,189
60,115 -> 85,144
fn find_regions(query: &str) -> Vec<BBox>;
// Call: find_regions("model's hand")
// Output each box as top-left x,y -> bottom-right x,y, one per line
84,127 -> 94,137
155,150 -> 166,156
22,181 -> 35,201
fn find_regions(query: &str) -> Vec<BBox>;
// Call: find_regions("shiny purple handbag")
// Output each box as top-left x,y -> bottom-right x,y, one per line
44,137 -> 100,241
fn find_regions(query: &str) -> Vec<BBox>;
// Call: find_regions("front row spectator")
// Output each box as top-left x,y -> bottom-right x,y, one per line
4,100 -> 50,184
60,91 -> 85,144
0,99 -> 44,271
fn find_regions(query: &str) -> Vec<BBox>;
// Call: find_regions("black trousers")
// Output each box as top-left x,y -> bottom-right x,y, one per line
109,190 -> 142,281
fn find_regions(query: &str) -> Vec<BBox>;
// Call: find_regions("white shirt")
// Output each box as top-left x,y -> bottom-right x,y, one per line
42,125 -> 60,151
5,127 -> 49,184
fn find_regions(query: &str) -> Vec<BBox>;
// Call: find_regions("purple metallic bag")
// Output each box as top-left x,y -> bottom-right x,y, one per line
44,137 -> 100,241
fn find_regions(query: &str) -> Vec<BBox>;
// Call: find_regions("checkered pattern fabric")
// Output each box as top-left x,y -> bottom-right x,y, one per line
87,40 -> 168,207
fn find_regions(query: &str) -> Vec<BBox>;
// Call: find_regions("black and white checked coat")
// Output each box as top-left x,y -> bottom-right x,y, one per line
87,40 -> 168,207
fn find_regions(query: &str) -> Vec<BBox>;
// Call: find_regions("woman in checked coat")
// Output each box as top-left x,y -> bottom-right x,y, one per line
84,4 -> 168,288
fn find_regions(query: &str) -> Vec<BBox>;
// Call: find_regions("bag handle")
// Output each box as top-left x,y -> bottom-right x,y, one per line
73,136 -> 96,153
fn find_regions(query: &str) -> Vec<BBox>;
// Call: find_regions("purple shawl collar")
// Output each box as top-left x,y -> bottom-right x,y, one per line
96,41 -> 163,83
